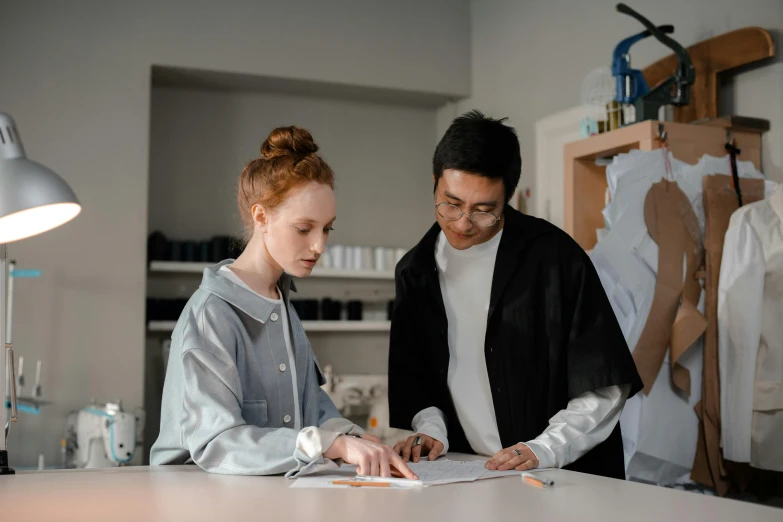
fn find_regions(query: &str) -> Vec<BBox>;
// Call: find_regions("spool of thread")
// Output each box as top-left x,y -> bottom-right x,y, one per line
374,247 -> 386,272
606,100 -> 624,131
330,245 -> 345,270
352,247 -> 363,271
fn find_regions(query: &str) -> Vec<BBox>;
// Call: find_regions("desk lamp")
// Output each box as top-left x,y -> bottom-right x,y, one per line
0,112 -> 81,474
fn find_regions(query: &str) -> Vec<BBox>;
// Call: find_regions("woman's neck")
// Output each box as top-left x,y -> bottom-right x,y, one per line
229,234 -> 283,300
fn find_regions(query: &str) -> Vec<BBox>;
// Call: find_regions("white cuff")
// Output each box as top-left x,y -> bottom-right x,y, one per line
522,440 -> 556,469
412,407 -> 450,454
296,426 -> 342,461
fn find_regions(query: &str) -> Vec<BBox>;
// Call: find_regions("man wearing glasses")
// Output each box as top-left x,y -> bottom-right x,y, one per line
388,111 -> 642,479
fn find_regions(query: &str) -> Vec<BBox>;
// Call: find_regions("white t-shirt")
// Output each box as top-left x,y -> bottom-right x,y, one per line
436,229 -> 504,455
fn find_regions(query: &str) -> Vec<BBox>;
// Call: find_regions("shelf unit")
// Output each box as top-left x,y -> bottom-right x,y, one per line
147,320 -> 391,333
563,119 -> 763,251
148,261 -> 394,280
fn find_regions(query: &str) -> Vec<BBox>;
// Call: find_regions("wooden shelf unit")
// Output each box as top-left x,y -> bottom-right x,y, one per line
563,119 -> 762,251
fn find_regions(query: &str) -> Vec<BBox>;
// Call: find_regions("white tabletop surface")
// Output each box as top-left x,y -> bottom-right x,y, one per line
1,454 -> 780,522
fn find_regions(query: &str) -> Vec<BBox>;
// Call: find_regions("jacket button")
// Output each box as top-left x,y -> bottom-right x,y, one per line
284,415 -> 291,423
439,368 -> 445,375
270,312 -> 279,322
279,363 -> 287,372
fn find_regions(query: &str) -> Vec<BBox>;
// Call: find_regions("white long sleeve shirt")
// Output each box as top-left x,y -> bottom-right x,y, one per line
718,187 -> 783,471
413,231 -> 629,468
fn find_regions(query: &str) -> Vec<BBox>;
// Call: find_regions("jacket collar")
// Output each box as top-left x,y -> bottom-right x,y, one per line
399,206 -> 558,322
199,259 -> 296,324
400,205 -> 554,276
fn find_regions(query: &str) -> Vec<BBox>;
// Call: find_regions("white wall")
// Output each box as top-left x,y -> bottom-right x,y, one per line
0,0 -> 470,467
149,87 -> 437,247
464,0 -> 783,212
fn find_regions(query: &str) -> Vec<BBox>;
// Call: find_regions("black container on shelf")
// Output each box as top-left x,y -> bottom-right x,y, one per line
291,299 -> 319,321
147,231 -> 169,262
321,298 -> 342,321
147,298 -> 189,322
183,241 -> 198,262
199,241 -> 212,263
228,238 -> 244,259
211,236 -> 231,262
347,300 -> 363,321
146,298 -> 159,322
169,241 -> 183,261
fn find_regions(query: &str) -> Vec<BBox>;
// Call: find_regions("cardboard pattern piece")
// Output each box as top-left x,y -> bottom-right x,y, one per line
633,179 -> 705,396
690,174 -> 766,494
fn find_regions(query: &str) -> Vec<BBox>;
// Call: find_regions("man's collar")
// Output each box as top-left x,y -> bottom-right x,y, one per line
399,206 -> 554,275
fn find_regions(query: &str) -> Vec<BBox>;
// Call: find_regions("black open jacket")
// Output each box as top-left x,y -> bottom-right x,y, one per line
388,206 -> 643,479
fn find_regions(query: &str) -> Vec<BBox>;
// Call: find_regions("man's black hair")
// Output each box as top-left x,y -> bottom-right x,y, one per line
433,110 -> 521,203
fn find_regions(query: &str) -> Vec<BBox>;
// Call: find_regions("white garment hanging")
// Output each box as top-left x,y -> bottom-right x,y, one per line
718,187 -> 783,472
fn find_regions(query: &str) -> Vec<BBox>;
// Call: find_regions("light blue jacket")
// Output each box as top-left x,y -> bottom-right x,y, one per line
150,260 -> 350,475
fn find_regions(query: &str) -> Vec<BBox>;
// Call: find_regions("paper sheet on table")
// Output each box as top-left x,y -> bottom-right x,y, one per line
290,459 -> 552,488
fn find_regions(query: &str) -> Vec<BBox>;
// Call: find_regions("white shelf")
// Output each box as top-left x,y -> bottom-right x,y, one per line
148,321 -> 178,331
310,268 -> 394,280
149,261 -> 211,273
147,320 -> 390,333
148,261 -> 394,280
302,321 -> 390,332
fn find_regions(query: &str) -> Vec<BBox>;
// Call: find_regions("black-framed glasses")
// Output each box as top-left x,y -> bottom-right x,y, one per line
435,202 -> 500,227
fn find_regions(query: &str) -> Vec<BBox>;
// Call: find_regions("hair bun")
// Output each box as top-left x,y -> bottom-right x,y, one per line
260,126 -> 319,159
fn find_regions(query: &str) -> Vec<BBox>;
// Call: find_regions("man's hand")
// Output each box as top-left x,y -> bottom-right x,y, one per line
485,443 -> 539,471
393,433 -> 444,463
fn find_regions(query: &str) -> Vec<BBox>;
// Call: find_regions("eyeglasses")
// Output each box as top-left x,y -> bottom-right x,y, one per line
435,202 -> 500,227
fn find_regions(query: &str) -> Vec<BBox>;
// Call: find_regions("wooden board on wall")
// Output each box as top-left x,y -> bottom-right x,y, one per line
642,27 -> 775,123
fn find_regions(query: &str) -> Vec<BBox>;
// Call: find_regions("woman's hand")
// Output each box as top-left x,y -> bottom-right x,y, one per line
358,433 -> 383,444
324,435 -> 419,479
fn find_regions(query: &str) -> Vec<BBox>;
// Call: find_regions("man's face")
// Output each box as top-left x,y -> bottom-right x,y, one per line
434,169 -> 505,250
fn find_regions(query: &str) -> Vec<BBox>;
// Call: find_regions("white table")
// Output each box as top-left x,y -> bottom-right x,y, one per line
1,456 -> 780,522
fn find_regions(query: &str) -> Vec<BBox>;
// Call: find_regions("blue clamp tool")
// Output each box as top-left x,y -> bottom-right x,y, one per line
612,20 -> 674,105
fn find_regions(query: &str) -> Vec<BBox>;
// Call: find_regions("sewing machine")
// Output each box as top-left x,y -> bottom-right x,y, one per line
320,366 -> 411,444
64,401 -> 141,468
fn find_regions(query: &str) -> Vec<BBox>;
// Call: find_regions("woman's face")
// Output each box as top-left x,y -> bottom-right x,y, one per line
257,181 -> 336,278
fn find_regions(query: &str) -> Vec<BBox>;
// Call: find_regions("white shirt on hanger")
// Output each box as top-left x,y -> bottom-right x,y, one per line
718,186 -> 783,472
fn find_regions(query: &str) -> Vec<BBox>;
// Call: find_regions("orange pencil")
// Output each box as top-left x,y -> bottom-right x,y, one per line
332,480 -> 392,488
522,475 -> 553,488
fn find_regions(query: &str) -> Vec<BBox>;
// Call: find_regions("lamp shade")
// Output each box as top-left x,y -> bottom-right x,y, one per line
0,113 -> 81,243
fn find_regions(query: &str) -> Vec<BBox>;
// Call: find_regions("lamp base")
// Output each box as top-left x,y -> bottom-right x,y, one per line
0,450 -> 15,474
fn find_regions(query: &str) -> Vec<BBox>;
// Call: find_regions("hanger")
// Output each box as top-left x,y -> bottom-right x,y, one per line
724,132 -> 743,207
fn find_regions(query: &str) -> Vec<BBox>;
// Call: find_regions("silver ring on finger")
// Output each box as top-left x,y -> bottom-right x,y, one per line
514,449 -> 522,456
412,436 -> 422,448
